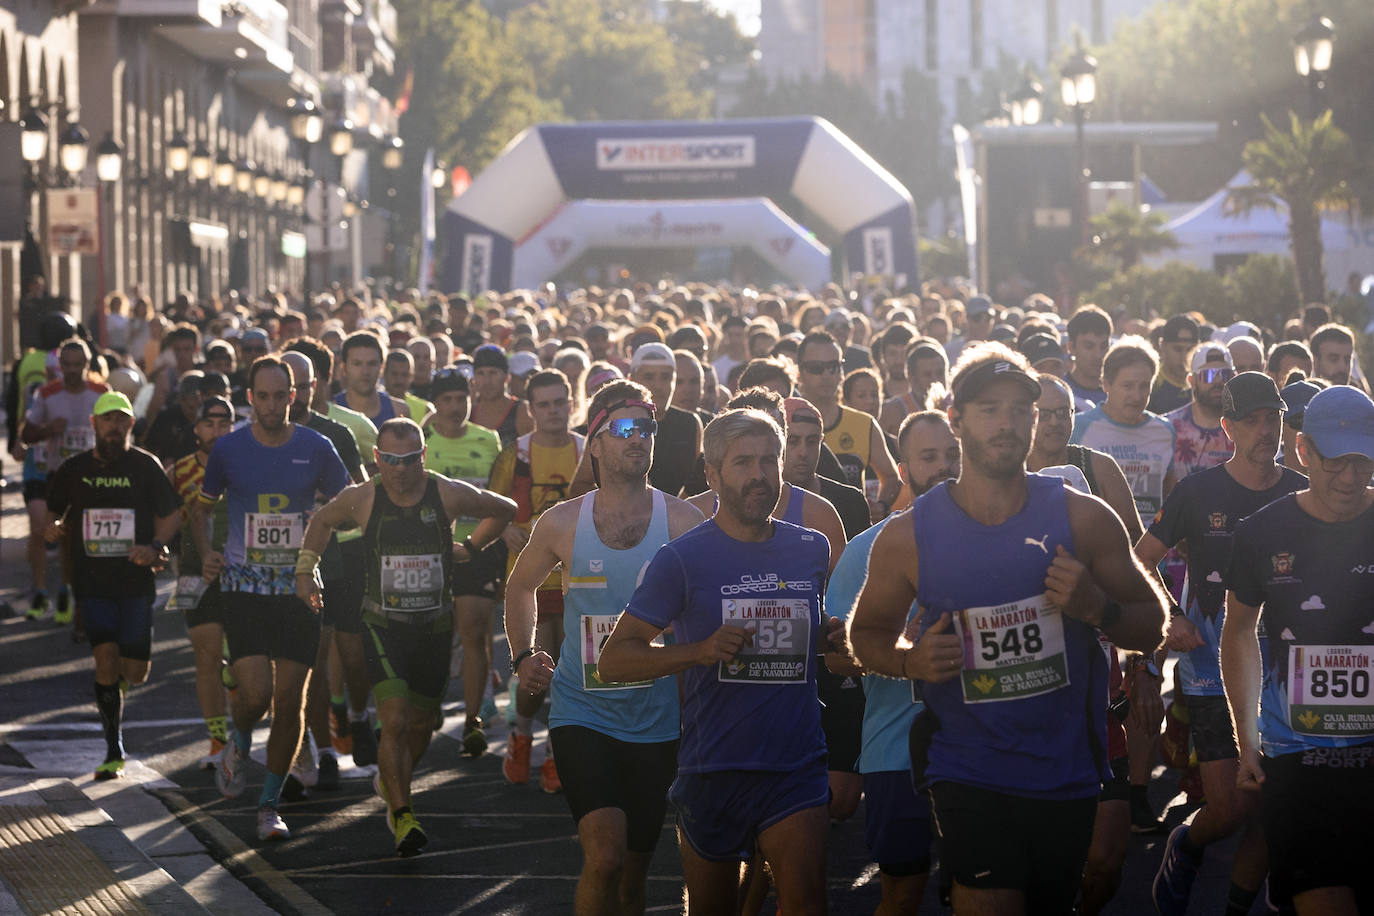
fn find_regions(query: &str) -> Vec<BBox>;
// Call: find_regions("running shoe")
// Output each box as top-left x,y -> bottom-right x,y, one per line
256,806 -> 290,841
94,758 -> 124,781
329,702 -> 352,755
503,733 -> 532,785
373,771 -> 393,829
1152,824 -> 1201,915
461,722 -> 488,758
393,811 -> 428,858
292,732 -> 319,788
282,773 -> 309,803
1131,794 -> 1167,834
216,740 -> 249,799
316,753 -> 340,791
199,738 -> 226,771
539,755 -> 562,794
25,592 -> 48,621
53,589 -> 72,626
351,718 -> 378,767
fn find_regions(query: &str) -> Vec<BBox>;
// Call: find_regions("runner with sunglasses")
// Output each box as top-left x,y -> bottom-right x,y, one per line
490,368 -> 585,791
192,356 -> 350,842
504,379 -> 704,914
298,418 -> 515,856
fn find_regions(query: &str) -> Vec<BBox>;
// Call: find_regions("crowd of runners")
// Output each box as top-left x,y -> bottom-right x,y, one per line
6,280 -> 1373,914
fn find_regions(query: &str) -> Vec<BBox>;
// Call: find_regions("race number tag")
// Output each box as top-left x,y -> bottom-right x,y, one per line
582,613 -> 656,691
954,595 -> 1070,703
244,513 -> 304,568
167,576 -> 209,612
60,427 -> 94,458
82,508 -> 135,557
380,554 -> 444,612
719,598 -> 811,684
1287,645 -> 1374,738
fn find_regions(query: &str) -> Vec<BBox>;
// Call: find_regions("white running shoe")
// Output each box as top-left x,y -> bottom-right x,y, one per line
216,740 -> 248,799
290,731 -> 319,788
256,806 -> 289,841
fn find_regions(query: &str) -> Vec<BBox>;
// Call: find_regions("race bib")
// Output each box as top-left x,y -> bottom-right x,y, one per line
244,513 -> 304,568
954,595 -> 1070,703
60,427 -> 94,458
82,508 -> 135,557
167,575 -> 209,612
380,554 -> 444,612
1287,645 -> 1374,738
582,613 -> 656,691
719,597 -> 811,684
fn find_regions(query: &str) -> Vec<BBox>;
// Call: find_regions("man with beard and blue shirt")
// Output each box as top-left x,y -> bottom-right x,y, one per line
599,408 -> 842,916
1137,372 -> 1307,916
831,410 -> 959,914
849,343 -> 1167,915
1222,385 -> 1374,916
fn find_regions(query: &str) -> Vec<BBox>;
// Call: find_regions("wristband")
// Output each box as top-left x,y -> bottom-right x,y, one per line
458,536 -> 480,562
295,548 -> 322,577
510,647 -> 538,675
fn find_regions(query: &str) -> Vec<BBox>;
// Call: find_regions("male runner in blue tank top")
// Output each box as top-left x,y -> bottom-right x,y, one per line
849,342 -> 1167,915
600,408 -> 845,916
505,379 -> 704,915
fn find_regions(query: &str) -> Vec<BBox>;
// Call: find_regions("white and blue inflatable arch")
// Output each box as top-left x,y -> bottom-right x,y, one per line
441,117 -> 917,293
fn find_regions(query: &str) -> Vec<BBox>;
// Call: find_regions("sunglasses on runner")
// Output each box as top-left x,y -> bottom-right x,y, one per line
599,418 -> 658,440
375,448 -> 424,466
1199,367 -> 1235,385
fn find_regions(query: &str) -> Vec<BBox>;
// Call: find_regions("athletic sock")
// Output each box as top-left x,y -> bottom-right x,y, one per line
514,714 -> 533,736
330,694 -> 346,707
1224,883 -> 1259,916
259,771 -> 286,808
234,728 -> 252,753
206,715 -> 228,743
393,805 -> 412,824
1179,828 -> 1205,859
94,681 -> 124,761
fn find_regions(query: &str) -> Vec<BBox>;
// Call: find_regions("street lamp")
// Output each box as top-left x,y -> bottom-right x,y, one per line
58,120 -> 90,180
287,96 -> 323,145
1293,14 -> 1335,115
270,171 -> 289,203
1009,74 -> 1043,127
20,104 -> 48,164
214,150 -> 236,189
235,157 -> 256,195
382,135 -> 404,171
329,119 -> 355,158
167,131 -> 190,174
287,174 -> 308,208
253,166 -> 272,199
1060,37 -> 1098,247
95,132 -> 124,184
190,140 -> 212,181
432,160 -> 448,191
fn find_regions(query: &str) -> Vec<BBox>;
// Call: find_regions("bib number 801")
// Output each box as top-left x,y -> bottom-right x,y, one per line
256,526 -> 293,546
980,623 -> 1043,662
1309,669 -> 1371,699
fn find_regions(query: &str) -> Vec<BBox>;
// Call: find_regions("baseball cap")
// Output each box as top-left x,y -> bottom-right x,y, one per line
783,396 -> 822,428
966,295 -> 995,318
950,358 -> 1040,407
241,328 -> 270,348
472,344 -> 509,372
823,308 -> 851,329
1301,386 -> 1374,460
1221,372 -> 1286,420
1190,344 -> 1234,373
1019,333 -> 1066,367
508,351 -> 540,377
92,391 -> 135,417
1280,379 -> 1322,429
431,365 -> 472,397
584,365 -> 623,393
1159,314 -> 1200,344
196,396 -> 234,423
630,342 -> 675,373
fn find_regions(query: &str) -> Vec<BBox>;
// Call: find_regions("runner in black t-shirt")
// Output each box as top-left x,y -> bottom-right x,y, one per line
45,391 -> 182,781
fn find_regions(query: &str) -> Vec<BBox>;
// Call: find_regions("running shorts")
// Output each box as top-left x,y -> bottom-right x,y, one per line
549,725 -> 678,854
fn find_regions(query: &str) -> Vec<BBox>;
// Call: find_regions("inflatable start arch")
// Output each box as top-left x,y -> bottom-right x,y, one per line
442,117 -> 918,293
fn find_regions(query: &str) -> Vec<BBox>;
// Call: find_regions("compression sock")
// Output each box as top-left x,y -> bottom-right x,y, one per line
1224,883 -> 1259,916
205,715 -> 228,744
94,681 -> 124,760
514,714 -> 534,736
234,728 -> 252,753
259,771 -> 286,808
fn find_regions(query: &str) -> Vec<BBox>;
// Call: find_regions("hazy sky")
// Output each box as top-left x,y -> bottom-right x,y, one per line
705,0 -> 761,36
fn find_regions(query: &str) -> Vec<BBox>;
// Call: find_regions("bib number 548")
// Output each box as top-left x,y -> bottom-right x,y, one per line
979,623 -> 1043,662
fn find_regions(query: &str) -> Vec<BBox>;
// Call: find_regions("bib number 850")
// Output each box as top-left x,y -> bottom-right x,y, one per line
980,623 -> 1043,662
1309,669 -> 1371,699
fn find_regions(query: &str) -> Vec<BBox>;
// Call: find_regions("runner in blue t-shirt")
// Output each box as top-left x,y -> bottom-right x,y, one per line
1137,372 -> 1306,916
504,380 -> 704,913
599,408 -> 841,916
191,356 -> 349,843
849,344 -> 1168,915
1222,386 -> 1374,914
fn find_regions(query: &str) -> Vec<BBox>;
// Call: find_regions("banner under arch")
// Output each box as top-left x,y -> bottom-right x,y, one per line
442,117 -> 917,293
512,198 -> 831,291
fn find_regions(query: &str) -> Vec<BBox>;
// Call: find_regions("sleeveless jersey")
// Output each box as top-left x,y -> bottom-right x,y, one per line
549,490 -> 680,742
332,389 -> 395,428
912,476 -> 1108,799
489,432 -> 585,585
362,473 -> 454,615
426,422 -> 502,541
824,404 -> 874,490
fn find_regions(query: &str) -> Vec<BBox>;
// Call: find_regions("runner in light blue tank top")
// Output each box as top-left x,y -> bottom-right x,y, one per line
550,489 -> 679,741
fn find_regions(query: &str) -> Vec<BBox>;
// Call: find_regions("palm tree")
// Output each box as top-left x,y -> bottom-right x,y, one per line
1085,201 -> 1178,269
1225,111 -> 1363,305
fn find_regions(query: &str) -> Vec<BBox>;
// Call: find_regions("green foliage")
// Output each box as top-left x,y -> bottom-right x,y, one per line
918,235 -> 969,283
1083,202 -> 1178,269
1221,253 -> 1299,331
1086,262 -> 1230,321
